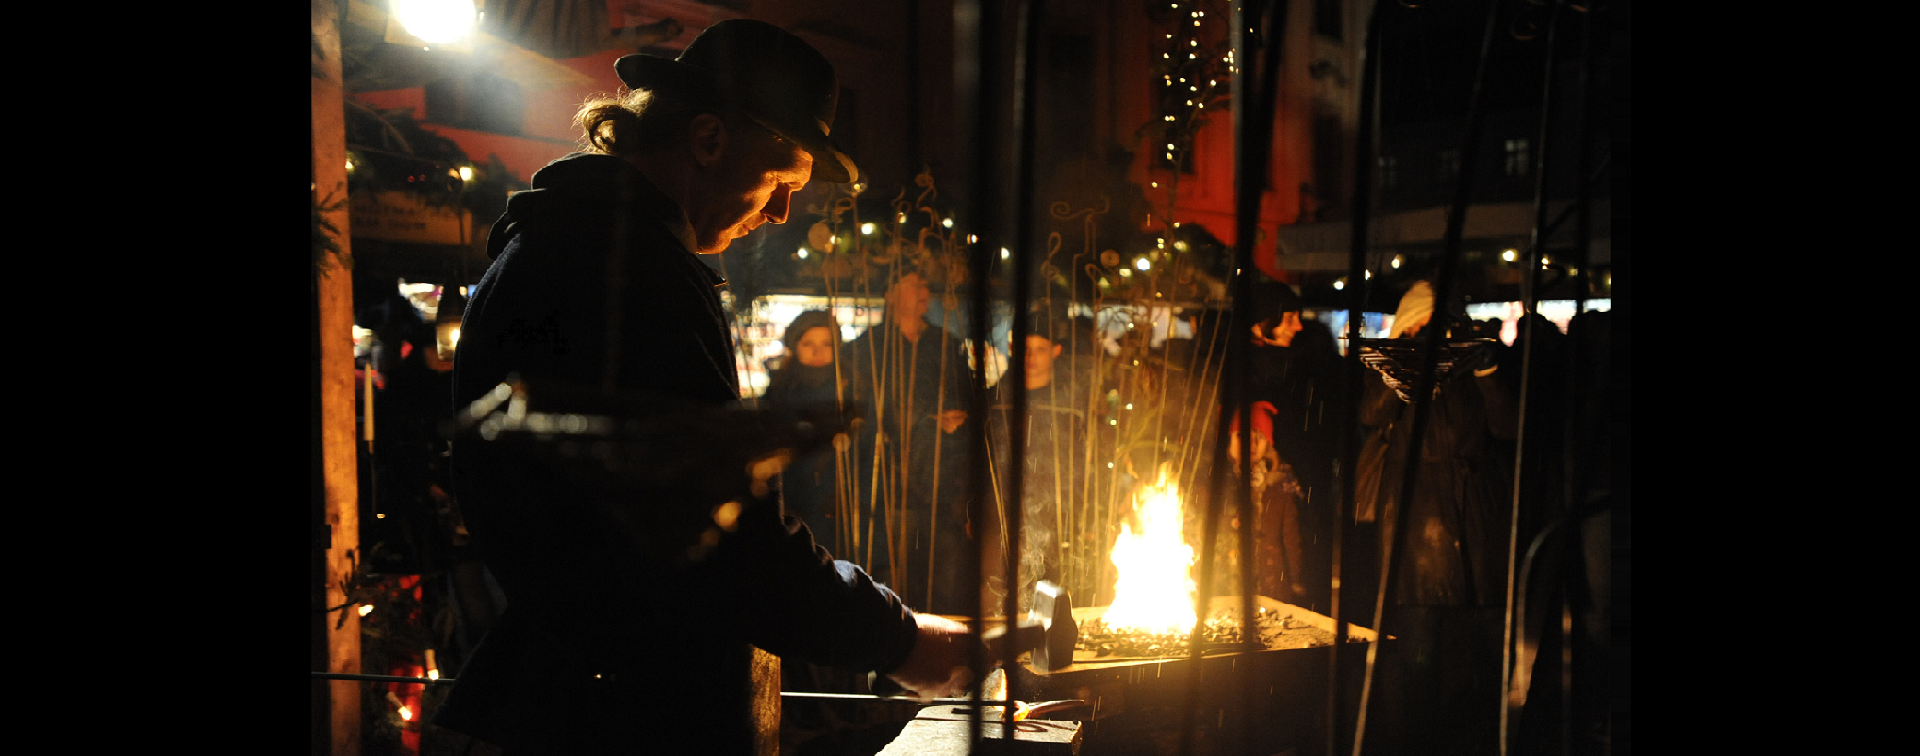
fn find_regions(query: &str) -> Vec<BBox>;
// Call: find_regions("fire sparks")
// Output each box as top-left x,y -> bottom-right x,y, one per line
1102,470 -> 1197,635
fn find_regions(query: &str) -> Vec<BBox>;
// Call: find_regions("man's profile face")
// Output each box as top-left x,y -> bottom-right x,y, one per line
688,119 -> 812,255
1253,312 -> 1303,347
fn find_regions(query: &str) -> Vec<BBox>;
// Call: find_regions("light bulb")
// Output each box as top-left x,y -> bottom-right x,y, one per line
393,0 -> 475,44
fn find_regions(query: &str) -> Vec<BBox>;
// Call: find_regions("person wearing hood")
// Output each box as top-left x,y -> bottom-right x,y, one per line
759,310 -> 850,549
436,20 -> 977,755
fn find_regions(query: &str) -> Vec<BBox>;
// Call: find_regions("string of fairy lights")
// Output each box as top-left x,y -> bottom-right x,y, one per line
1140,0 -> 1236,284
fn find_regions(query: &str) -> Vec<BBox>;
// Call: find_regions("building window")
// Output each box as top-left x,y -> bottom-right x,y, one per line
1378,155 -> 1398,191
1437,148 -> 1461,186
1504,138 -> 1531,176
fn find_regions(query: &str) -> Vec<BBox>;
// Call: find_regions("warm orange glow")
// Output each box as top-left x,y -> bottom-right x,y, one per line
399,705 -> 414,721
1103,469 -> 1197,635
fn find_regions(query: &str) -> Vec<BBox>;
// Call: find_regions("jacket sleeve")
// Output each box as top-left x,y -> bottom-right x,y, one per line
1359,370 -> 1404,428
707,488 -> 922,674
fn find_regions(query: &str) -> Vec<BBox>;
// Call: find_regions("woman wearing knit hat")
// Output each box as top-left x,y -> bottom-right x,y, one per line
1224,400 -> 1310,604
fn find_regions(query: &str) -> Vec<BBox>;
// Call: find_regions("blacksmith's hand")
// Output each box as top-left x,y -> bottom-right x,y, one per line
885,613 -> 984,700
1468,342 -> 1500,376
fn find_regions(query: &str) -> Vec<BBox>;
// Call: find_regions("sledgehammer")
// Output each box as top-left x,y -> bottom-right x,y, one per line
869,580 -> 1077,697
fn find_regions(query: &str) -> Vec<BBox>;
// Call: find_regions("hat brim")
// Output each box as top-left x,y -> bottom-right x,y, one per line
614,55 -> 858,184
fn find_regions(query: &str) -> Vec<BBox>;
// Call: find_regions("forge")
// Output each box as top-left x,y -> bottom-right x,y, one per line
997,597 -> 1382,756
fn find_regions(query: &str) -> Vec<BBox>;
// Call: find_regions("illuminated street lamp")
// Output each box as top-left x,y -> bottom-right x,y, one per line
392,0 -> 476,44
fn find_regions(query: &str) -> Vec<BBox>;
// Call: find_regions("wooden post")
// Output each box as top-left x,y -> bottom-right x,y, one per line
750,647 -> 780,756
312,1 -> 361,753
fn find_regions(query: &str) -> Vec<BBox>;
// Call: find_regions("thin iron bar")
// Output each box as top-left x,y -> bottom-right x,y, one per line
1240,4 -> 1289,756
1502,3 -> 1564,754
1332,5 -> 1387,755
1180,1 -> 1287,753
1559,8 -> 1602,756
308,673 -> 1016,705
957,0 -> 1005,751
928,259 -> 956,609
999,0 -> 1045,739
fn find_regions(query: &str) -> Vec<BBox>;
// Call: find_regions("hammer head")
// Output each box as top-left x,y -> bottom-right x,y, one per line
990,580 -> 1077,673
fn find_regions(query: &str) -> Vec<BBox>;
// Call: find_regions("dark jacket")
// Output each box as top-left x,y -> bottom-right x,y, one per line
841,319 -> 979,613
1357,356 -> 1519,606
435,153 -> 918,754
758,362 -> 848,547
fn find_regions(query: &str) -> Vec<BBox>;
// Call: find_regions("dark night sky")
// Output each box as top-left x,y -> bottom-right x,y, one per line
1375,0 -> 1583,126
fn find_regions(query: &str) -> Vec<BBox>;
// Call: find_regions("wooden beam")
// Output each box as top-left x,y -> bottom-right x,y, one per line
313,1 -> 361,753
751,647 -> 780,756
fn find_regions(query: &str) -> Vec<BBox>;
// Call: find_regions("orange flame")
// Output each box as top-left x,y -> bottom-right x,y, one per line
1102,469 -> 1197,634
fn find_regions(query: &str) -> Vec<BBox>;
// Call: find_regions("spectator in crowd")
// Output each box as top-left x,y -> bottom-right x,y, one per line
986,316 -> 1092,613
759,310 -> 851,550
1224,400 -> 1310,604
1244,280 -> 1345,612
844,271 -> 979,614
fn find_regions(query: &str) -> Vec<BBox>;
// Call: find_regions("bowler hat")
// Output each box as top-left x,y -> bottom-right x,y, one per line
615,20 -> 859,184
